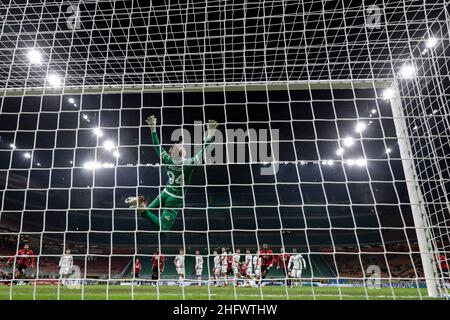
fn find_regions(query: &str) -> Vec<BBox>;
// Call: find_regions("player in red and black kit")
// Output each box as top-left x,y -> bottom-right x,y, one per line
151,250 -> 165,282
132,258 -> 142,278
259,244 -> 274,279
277,247 -> 291,285
227,251 -> 233,275
439,254 -> 449,280
7,244 -> 35,281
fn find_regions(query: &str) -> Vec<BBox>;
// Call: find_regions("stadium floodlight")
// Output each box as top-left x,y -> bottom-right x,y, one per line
68,98 -> 75,104
336,148 -> 344,156
102,163 -> 114,168
383,88 -> 395,100
371,109 -> 377,115
23,152 -> 31,159
113,150 -> 120,158
356,158 -> 367,167
83,161 -> 102,170
9,143 -> 16,149
343,137 -> 354,147
82,114 -> 89,120
27,49 -> 42,65
355,122 -> 366,133
103,140 -> 115,151
346,159 -> 355,166
386,148 -> 392,154
93,127 -> 103,137
426,37 -> 438,48
399,64 -> 416,79
47,73 -> 62,86
326,160 -> 334,166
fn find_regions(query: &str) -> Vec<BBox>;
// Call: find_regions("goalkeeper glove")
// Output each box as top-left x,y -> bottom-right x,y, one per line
125,196 -> 147,209
146,115 -> 157,132
206,120 -> 219,140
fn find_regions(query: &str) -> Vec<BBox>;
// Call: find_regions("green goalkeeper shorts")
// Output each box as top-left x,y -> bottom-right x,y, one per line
140,190 -> 183,231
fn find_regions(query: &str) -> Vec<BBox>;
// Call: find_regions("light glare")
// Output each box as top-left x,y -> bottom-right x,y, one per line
93,128 -> 103,137
355,122 -> 366,133
356,159 -> 367,167
47,73 -> 61,86
399,64 -> 415,79
103,140 -> 115,151
83,161 -> 101,170
343,137 -> 354,147
383,88 -> 395,100
426,37 -> 438,48
27,49 -> 42,65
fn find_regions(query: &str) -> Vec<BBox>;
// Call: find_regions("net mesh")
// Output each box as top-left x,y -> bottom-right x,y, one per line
0,0 -> 449,300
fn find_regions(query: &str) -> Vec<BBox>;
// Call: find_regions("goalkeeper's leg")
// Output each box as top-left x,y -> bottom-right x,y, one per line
128,192 -> 182,231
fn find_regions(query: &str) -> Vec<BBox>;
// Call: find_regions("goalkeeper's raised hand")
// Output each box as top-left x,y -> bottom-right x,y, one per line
207,119 -> 219,139
146,115 -> 157,132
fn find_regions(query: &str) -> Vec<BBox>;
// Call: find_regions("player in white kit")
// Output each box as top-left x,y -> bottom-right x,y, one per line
59,249 -> 73,286
174,248 -> 185,286
220,247 -> 228,286
232,249 -> 242,275
213,250 -> 221,286
194,249 -> 203,286
288,248 -> 306,287
253,253 -> 262,286
243,249 -> 256,287
231,249 -> 242,286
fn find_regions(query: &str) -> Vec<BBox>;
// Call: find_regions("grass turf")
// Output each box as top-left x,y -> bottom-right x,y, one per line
0,284 -> 433,300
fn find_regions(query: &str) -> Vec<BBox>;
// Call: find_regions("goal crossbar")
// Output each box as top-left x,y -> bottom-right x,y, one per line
0,80 -> 393,97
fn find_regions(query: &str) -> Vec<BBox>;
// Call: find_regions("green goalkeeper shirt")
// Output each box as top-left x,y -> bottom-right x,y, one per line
151,131 -> 213,199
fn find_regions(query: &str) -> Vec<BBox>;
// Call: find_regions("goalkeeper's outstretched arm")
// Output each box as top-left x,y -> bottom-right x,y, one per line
146,115 -> 173,164
188,120 -> 219,165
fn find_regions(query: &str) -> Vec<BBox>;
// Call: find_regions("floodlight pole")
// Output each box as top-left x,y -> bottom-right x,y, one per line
390,83 -> 440,298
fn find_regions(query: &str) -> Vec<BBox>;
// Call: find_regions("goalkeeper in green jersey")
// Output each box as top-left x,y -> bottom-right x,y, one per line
125,115 -> 218,231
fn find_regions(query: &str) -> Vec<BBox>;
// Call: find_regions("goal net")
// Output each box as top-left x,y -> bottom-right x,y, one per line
0,0 -> 449,300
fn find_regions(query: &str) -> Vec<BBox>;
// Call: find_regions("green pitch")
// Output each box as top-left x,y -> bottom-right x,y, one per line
0,285 -> 433,300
